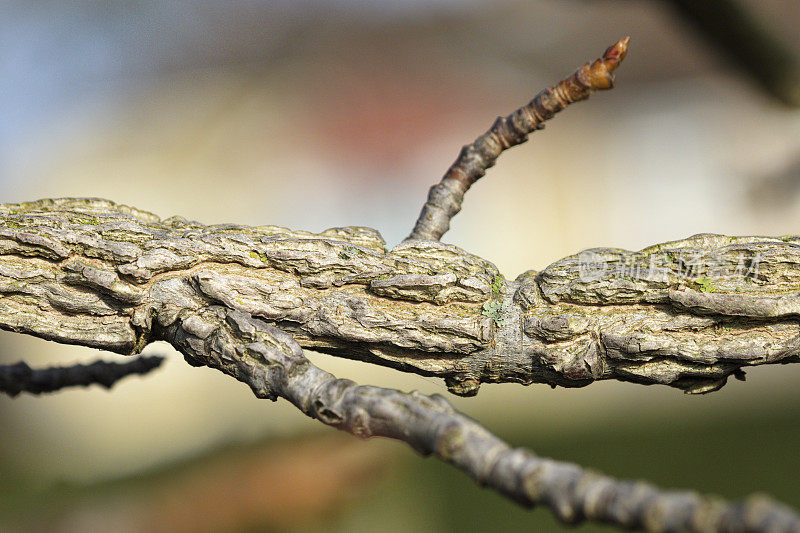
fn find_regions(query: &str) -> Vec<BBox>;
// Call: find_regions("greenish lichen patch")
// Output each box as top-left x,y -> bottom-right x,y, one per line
68,214 -> 101,226
694,277 -> 716,293
481,274 -> 507,325
481,300 -> 505,325
338,245 -> 361,260
491,274 -> 504,296
249,250 -> 269,262
99,229 -> 151,245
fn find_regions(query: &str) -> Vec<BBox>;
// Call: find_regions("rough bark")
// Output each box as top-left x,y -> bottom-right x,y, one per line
2,198 -> 797,399
2,40 -> 799,531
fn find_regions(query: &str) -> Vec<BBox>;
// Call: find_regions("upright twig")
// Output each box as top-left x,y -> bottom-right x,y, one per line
406,37 -> 629,242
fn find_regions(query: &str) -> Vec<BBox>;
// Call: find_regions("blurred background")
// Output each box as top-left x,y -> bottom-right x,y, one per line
1,1 -> 800,531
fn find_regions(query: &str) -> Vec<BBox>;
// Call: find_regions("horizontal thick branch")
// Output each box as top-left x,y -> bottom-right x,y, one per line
0,197 -> 799,531
1,199 -> 799,398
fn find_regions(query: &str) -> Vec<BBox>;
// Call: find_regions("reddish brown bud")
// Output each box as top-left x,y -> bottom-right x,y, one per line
603,36 -> 630,67
583,37 -> 630,90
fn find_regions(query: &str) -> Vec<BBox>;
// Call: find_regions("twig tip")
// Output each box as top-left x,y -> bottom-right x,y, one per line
585,37 -> 630,90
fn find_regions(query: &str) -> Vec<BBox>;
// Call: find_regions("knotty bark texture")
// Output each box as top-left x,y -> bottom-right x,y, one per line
2,41 -> 799,531
6,199 -> 800,400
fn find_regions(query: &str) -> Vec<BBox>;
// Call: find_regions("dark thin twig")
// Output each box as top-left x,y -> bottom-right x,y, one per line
406,37 -> 629,242
0,355 -> 165,397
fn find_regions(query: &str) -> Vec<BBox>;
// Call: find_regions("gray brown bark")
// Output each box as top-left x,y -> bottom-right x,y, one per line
2,198 -> 796,398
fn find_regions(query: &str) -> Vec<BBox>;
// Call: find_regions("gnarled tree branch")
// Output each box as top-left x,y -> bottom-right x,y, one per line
1,41 -> 799,531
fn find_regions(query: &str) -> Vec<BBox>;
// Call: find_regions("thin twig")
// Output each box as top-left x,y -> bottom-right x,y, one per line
0,355 -> 165,397
406,37 -> 629,242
